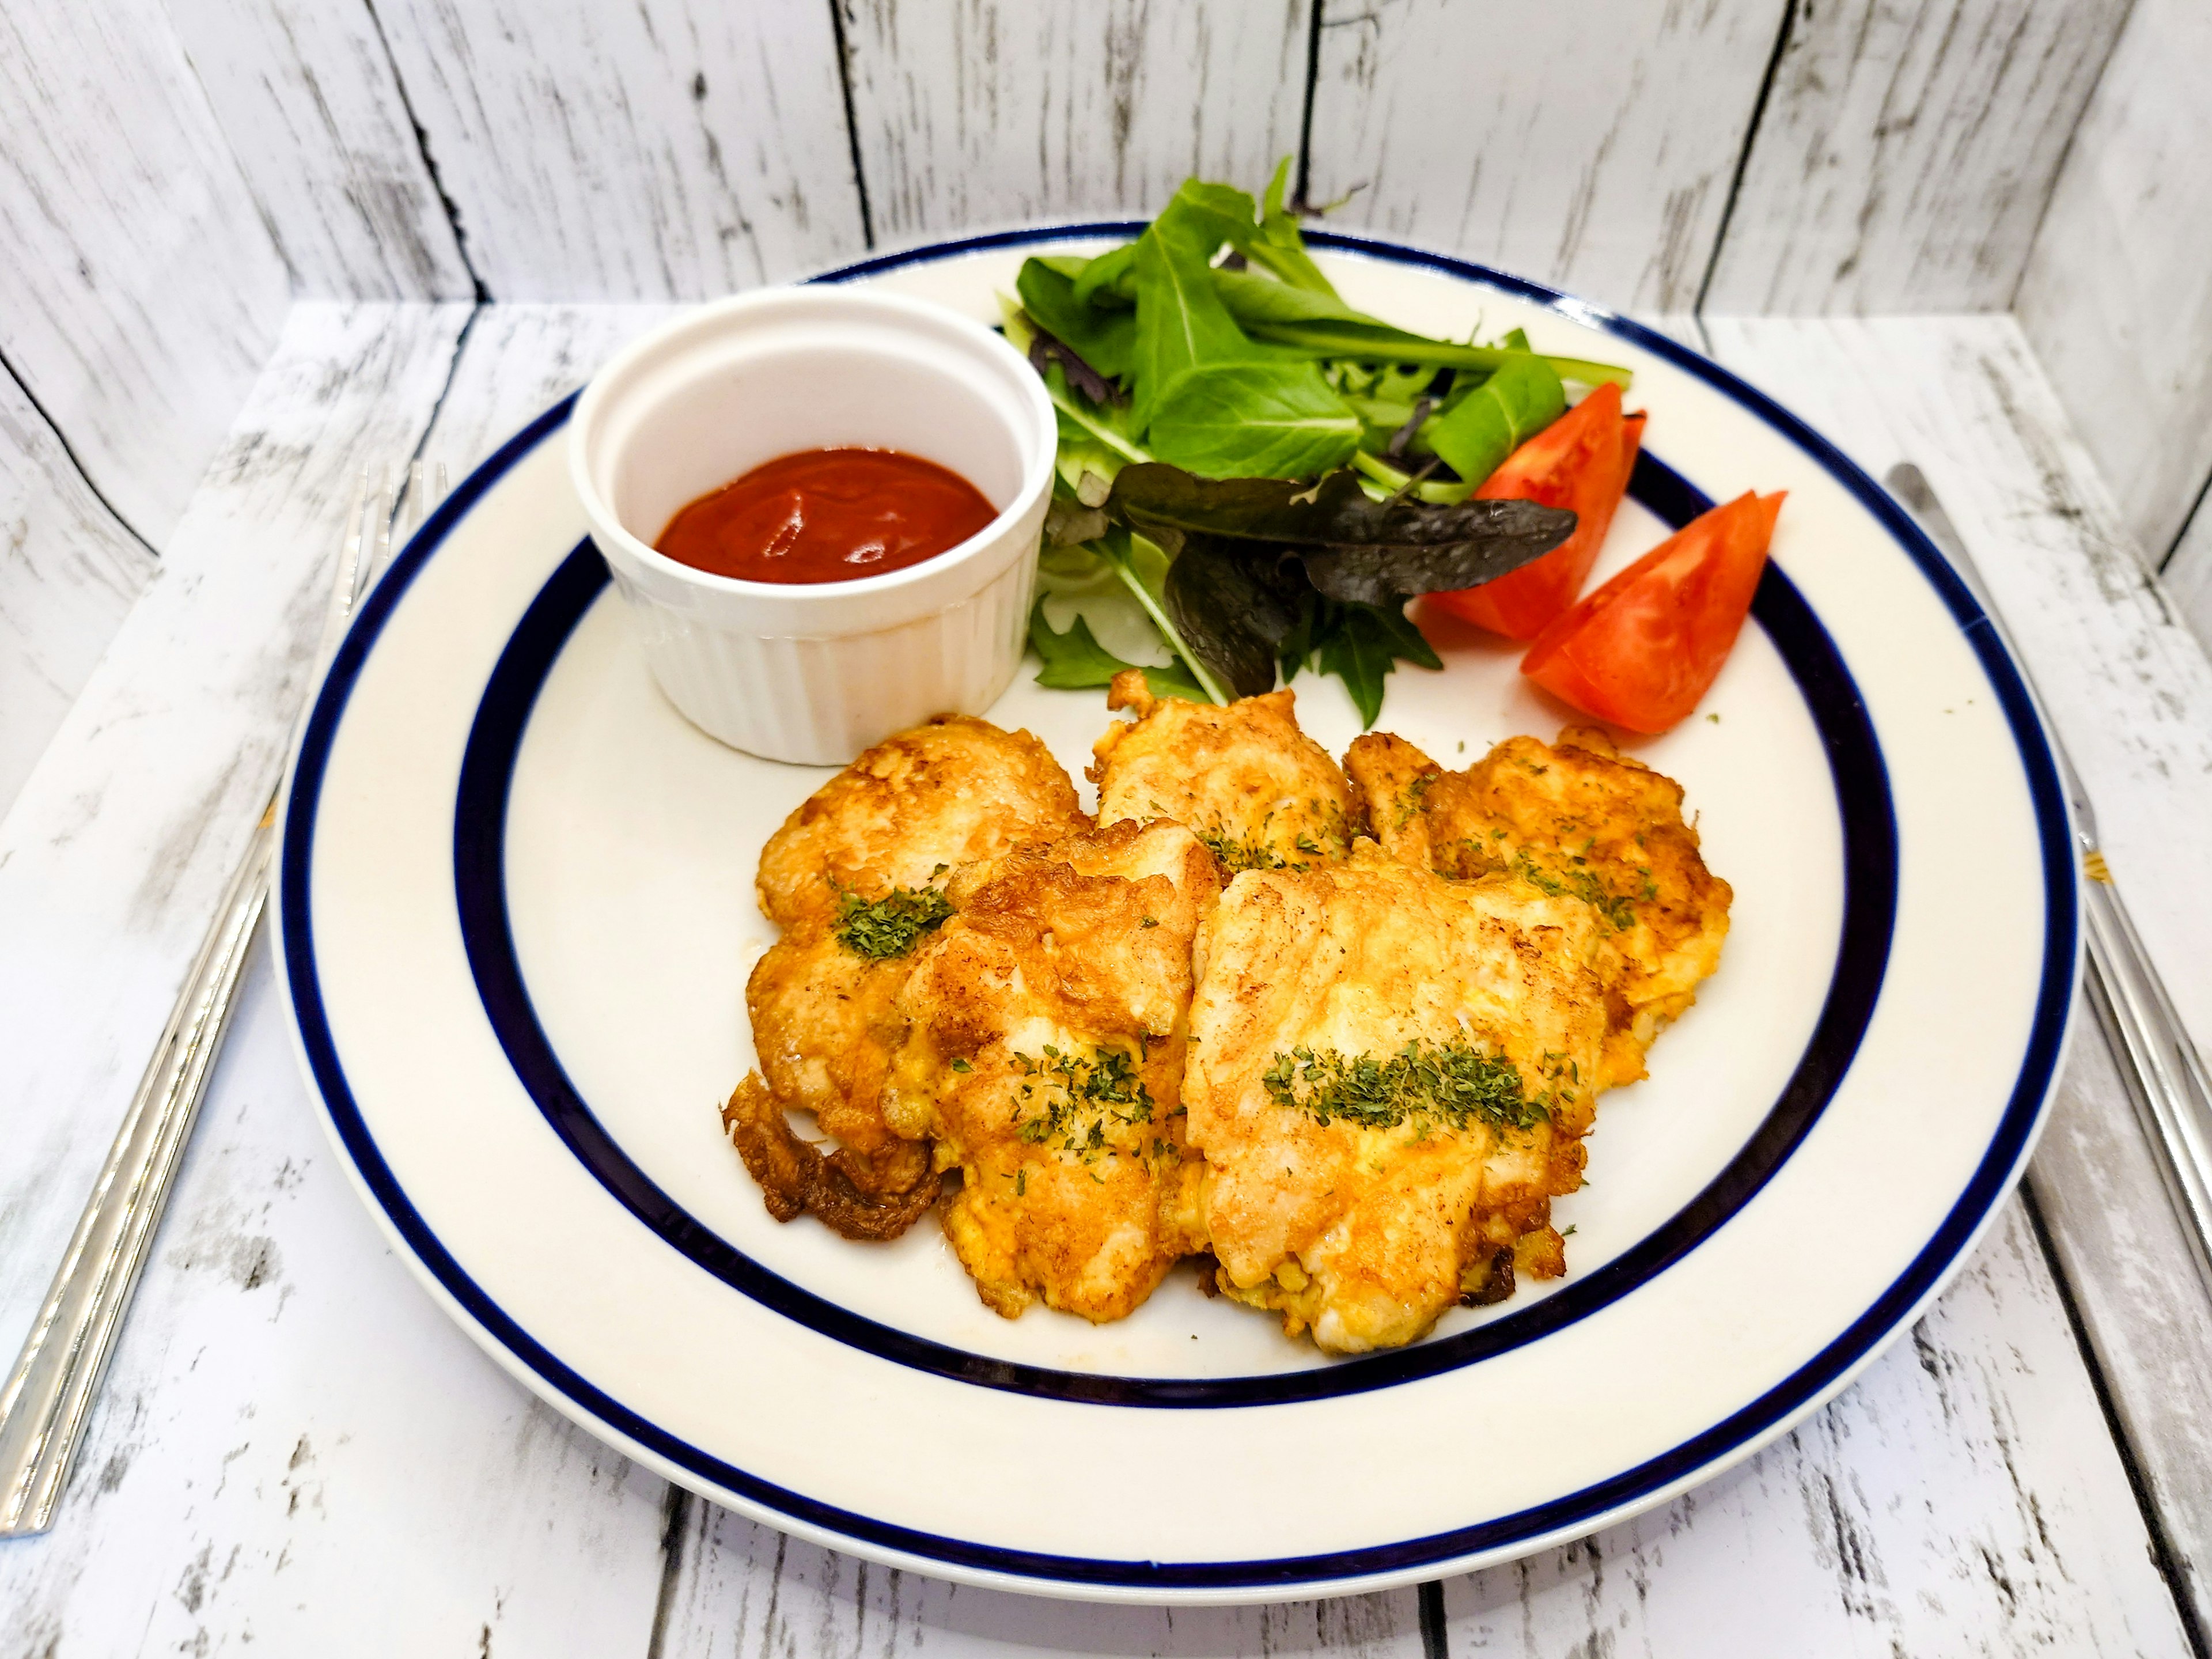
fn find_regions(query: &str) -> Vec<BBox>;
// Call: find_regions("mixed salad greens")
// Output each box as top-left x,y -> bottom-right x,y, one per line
1007,159 -> 1636,725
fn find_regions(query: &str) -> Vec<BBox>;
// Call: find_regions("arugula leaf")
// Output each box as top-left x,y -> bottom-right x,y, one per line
1104,464 -> 1574,597
1028,601 -> 1200,698
1146,361 -> 1363,479
1161,535 -> 1309,699
1252,156 -> 1339,297
1213,270 -> 1398,332
1073,242 -> 1138,308
1423,352 -> 1564,489
1207,279 -> 1632,387
1160,164 -> 1339,297
1017,259 -> 1135,380
1131,200 -> 1259,437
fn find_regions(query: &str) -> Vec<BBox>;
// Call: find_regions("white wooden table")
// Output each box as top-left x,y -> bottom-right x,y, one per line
1,300 -> 2209,1657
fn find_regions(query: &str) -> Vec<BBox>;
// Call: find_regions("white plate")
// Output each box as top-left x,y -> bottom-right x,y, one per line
276,229 -> 2077,1603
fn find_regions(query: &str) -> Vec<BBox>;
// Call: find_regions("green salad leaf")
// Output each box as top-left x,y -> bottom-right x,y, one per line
1016,259 -> 1134,381
1004,161 -> 1624,724
1130,199 -> 1259,436
1073,241 -> 1138,308
1029,601 -> 1200,698
1296,599 -> 1442,729
1423,351 -> 1565,490
1146,361 -> 1363,479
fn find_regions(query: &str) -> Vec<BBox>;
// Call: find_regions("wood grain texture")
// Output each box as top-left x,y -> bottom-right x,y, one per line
1702,315 -> 2212,1054
1707,0 -> 2133,313
1439,1200 -> 2191,1657
0,943 -> 673,1657
0,0 -> 291,543
0,303 -> 467,1389
368,0 -> 865,300
0,363 -> 155,818
657,1506 -> 1425,1658
1705,312 -> 2212,1641
161,0 -> 473,300
841,0 -> 1310,239
415,303 -> 684,469
2165,494 -> 2212,655
8,306 -> 2207,1655
2015,0 -> 2212,563
2029,1025 -> 2212,1641
1305,0 -> 1783,313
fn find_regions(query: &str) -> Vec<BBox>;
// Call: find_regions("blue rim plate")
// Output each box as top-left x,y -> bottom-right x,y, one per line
276,227 -> 2076,1603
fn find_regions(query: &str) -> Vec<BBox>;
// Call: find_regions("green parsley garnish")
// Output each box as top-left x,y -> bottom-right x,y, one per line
1009,1043 -> 1154,1160
1260,1039 -> 1546,1135
1199,826 -> 1286,873
1393,772 -> 1437,828
832,884 -> 955,960
1513,850 -> 1643,933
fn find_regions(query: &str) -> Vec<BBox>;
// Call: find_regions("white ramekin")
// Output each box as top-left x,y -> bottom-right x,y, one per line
568,287 -> 1058,764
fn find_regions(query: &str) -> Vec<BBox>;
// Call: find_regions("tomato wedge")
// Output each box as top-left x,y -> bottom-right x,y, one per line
1429,382 -> 1645,639
1521,490 -> 1785,734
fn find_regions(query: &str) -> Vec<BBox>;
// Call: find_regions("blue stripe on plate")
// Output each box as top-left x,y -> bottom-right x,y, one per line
445,453 -> 1896,1410
281,227 -> 2075,1590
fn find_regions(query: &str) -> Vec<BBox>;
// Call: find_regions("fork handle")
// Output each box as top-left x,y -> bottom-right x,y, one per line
2082,872 -> 2212,1298
0,800 -> 276,1536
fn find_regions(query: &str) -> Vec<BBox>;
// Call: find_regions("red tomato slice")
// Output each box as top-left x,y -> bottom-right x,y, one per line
1429,383 -> 1645,640
1521,490 -> 1785,734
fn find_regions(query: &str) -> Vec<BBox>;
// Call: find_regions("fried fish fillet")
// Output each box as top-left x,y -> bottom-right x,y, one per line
736,715 -> 1088,1224
1344,726 -> 1729,1086
1186,845 -> 1614,1353
1090,669 -> 1353,870
881,820 -> 1218,1322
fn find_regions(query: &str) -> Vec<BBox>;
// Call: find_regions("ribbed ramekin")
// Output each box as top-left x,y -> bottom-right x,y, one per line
567,287 -> 1057,765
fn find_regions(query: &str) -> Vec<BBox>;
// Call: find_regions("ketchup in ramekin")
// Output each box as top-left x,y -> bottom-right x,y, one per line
656,448 -> 997,585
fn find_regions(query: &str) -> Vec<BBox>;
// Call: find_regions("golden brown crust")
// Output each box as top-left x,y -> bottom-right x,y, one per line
882,820 -> 1220,1323
1345,726 -> 1731,1086
1185,845 -> 1614,1353
756,714 -> 1086,931
738,715 -> 1089,1229
721,1075 -> 941,1240
1091,685 -> 1353,872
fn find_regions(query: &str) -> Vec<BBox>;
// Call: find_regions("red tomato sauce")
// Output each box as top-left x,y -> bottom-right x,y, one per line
655,448 -> 997,584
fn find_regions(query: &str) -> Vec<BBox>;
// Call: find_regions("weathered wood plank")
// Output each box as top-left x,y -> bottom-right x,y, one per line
2165,492 -> 2212,655
1703,313 -> 2212,1633
367,0 -> 865,300
0,362 -> 155,817
0,303 -> 467,1385
161,0 -> 473,301
0,0 -> 291,543
0,302 -> 748,1659
2015,0 -> 2212,563
1700,315 -> 2212,1052
2028,1021 -> 2212,1640
0,942 -> 675,1657
842,0 -> 1311,240
657,1506 -> 1425,1659
415,304 -> 684,469
1440,1201 -> 2191,1657
1306,0 -> 1783,313
1707,0 -> 2131,314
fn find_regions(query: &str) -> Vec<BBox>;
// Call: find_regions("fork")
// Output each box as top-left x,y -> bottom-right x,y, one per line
0,460 -> 445,1537
1886,463 -> 2212,1303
